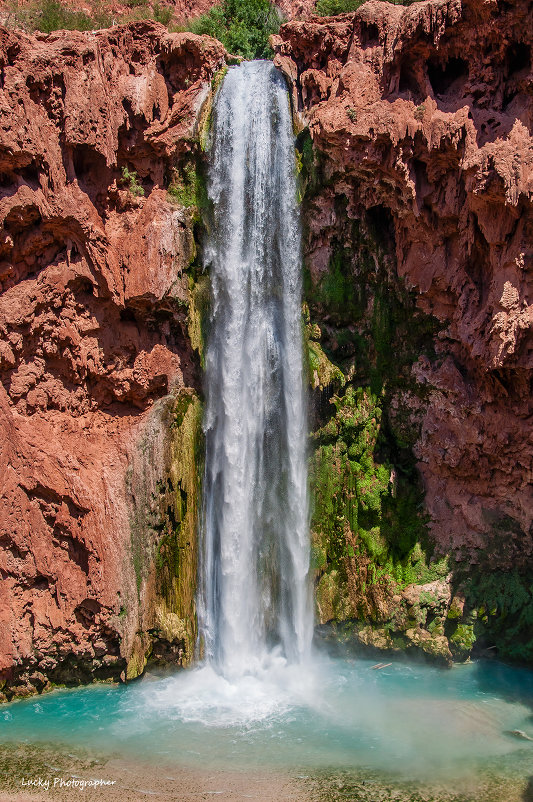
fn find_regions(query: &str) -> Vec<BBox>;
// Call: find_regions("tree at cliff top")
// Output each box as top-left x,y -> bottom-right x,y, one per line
188,0 -> 282,59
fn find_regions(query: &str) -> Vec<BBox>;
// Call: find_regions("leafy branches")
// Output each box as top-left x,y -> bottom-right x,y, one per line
121,167 -> 145,197
188,0 -> 283,60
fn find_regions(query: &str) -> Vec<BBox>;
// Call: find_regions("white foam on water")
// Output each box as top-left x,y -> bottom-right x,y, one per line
142,650 -> 323,728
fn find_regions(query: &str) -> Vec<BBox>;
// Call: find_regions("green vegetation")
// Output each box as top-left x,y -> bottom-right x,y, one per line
302,131 -> 533,665
462,569 -> 533,662
449,623 -> 476,656
295,129 -> 321,203
127,389 -> 204,668
7,0 -> 111,32
309,384 -> 442,601
315,0 -> 417,16
314,0 -> 363,16
188,0 -> 282,60
299,138 -> 448,645
346,107 -> 358,123
6,0 -> 419,41
152,2 -> 173,24
4,0 -> 177,31
167,161 -> 211,220
120,166 -> 145,197
414,103 -> 426,121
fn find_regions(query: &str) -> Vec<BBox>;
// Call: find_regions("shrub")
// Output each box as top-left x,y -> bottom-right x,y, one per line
346,106 -> 358,122
14,0 -> 112,32
6,0 -> 175,32
315,0 -> 418,16
315,0 -> 364,14
121,166 -> 145,197
188,0 -> 282,60
153,2 -> 173,24
30,0 -> 100,31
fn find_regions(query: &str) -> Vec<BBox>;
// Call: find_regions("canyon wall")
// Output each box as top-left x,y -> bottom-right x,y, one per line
1,0 -> 532,700
0,21 -> 226,699
274,0 -> 533,663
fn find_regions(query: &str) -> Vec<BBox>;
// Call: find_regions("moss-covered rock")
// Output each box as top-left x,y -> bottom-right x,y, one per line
125,386 -> 204,678
300,138 -> 456,663
300,130 -> 533,667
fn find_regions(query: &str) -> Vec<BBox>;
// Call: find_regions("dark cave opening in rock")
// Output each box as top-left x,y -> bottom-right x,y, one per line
427,56 -> 469,96
505,41 -> 531,77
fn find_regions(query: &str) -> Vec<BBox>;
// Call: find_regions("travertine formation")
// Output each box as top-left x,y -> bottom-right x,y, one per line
0,21 -> 226,698
272,0 -> 533,663
274,0 -> 533,562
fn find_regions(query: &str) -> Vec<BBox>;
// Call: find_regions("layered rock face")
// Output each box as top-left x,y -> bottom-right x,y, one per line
274,0 -> 533,662
0,21 -> 226,698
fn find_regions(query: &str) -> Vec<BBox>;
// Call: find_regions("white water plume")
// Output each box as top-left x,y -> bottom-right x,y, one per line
198,60 -> 312,679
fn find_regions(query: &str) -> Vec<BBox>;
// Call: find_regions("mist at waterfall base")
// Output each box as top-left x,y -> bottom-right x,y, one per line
2,657 -> 533,783
2,62 -> 533,793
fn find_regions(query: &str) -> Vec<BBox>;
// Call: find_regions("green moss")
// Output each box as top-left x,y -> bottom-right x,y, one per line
187,273 -> 210,367
167,155 -> 211,225
449,623 -> 476,655
310,384 -> 434,599
168,163 -> 199,208
460,568 -> 533,662
197,66 -> 229,152
126,387 -> 204,669
211,65 -> 228,94
312,245 -> 366,325
155,392 -> 204,662
126,633 -> 151,680
308,340 -> 345,390
446,596 -> 463,620
302,197 -> 447,650
295,129 -> 322,202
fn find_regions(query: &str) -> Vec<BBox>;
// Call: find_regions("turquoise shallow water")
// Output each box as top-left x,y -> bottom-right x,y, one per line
1,656 -> 533,781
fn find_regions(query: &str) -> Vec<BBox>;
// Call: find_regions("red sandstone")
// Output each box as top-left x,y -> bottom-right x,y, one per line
0,21 -> 226,697
273,0 -> 533,560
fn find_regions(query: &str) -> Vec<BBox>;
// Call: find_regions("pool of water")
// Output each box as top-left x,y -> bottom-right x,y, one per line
1,654 -> 532,782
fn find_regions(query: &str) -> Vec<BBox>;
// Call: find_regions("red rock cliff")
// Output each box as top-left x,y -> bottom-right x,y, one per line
0,21 -> 226,698
274,0 -> 533,562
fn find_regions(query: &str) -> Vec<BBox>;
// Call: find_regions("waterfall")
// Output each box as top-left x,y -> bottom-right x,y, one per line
199,60 -> 312,677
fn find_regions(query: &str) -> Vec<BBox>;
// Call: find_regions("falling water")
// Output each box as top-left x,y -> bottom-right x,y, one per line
199,60 -> 312,677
